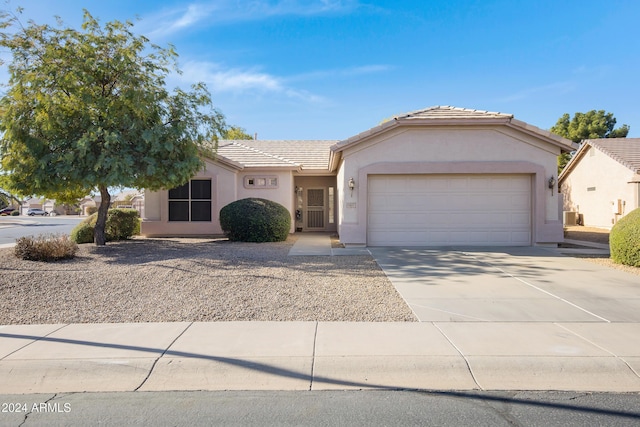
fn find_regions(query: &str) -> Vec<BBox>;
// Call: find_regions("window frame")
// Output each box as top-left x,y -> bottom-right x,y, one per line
168,179 -> 212,222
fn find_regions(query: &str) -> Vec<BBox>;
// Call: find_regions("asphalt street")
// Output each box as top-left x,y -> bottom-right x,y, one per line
0,216 -> 83,246
1,390 -> 640,426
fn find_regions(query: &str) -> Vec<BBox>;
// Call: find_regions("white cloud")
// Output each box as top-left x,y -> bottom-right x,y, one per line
179,61 -> 325,103
145,0 -> 360,37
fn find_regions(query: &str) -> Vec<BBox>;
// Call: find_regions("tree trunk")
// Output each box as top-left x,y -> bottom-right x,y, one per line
94,185 -> 111,246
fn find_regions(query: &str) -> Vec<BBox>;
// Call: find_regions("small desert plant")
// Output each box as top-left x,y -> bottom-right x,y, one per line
220,198 -> 291,242
610,208 -> 640,267
70,208 -> 140,243
14,233 -> 78,262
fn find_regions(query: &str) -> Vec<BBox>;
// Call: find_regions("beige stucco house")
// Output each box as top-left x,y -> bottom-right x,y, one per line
142,106 -> 575,246
559,138 -> 640,229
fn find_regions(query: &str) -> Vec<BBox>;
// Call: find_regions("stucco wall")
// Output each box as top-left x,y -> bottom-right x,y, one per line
141,161 -> 298,237
336,126 -> 563,245
141,159 -> 238,237
561,146 -> 639,229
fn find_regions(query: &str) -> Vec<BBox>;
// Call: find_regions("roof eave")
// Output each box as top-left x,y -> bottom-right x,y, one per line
507,119 -> 577,153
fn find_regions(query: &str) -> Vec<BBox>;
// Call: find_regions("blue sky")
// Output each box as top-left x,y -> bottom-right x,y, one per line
4,0 -> 640,139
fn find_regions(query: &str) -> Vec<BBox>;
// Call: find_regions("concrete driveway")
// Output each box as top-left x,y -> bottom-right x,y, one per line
369,247 -> 640,323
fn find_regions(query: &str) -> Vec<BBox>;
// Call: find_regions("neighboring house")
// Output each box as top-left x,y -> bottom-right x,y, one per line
21,197 -> 67,215
559,138 -> 640,229
142,106 -> 575,247
79,195 -> 101,216
21,197 -> 43,215
111,190 -> 145,217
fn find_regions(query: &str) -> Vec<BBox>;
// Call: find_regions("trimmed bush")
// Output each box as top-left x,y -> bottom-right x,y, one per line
71,222 -> 95,244
610,208 -> 640,267
220,198 -> 291,242
104,208 -> 140,240
70,208 -> 140,243
86,206 -> 98,215
14,233 -> 78,261
10,210 -> 19,216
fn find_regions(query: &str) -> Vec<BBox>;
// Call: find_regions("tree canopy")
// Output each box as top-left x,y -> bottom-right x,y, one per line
550,110 -> 630,173
222,125 -> 254,140
0,10 -> 225,244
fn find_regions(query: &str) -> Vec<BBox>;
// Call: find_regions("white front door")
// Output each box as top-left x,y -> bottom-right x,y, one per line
306,188 -> 325,230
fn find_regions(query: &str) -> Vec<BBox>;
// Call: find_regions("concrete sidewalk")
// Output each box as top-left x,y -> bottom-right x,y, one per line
2,234 -> 639,394
2,321 -> 640,394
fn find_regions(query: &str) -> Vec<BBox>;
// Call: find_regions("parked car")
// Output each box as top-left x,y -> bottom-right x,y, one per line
27,208 -> 48,216
0,207 -> 16,215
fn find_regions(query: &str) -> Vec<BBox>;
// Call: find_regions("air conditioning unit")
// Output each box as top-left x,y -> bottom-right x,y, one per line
563,211 -> 578,226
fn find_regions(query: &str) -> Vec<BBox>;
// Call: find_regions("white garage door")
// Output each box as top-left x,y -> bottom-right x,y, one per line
367,174 -> 532,246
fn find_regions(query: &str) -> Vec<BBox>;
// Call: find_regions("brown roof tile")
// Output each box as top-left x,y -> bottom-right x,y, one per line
218,140 -> 337,170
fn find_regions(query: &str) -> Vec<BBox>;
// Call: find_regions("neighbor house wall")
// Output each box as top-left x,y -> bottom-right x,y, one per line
337,126 -> 563,245
561,146 -> 639,229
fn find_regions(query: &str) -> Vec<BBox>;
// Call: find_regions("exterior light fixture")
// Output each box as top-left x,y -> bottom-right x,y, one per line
348,177 -> 356,197
548,176 -> 556,196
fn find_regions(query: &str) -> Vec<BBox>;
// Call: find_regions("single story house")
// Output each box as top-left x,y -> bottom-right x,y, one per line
111,190 -> 145,217
142,106 -> 576,247
21,197 -> 66,215
559,138 -> 640,229
79,195 -> 101,216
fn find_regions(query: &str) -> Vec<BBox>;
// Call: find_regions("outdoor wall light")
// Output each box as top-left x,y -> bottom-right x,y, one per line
348,177 -> 356,197
548,176 -> 556,196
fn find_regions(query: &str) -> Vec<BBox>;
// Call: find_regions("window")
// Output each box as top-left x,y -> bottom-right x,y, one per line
244,176 -> 278,188
168,179 -> 212,221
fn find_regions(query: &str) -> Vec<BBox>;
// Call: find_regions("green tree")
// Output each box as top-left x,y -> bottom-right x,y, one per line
0,10 -> 225,245
551,110 -> 630,173
222,125 -> 254,140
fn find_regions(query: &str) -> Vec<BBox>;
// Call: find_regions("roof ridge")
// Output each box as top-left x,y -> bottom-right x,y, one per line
397,105 -> 512,119
232,141 -> 300,166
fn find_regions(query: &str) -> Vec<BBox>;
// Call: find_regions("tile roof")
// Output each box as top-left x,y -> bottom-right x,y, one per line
333,105 -> 574,153
398,105 -> 513,120
217,140 -> 338,170
587,138 -> 640,173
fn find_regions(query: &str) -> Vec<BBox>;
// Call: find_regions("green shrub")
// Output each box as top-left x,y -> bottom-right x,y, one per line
86,206 -> 98,215
14,233 -> 78,262
71,208 -> 140,243
10,210 -> 19,216
610,208 -> 640,267
220,198 -> 291,242
105,208 -> 140,240
71,222 -> 95,244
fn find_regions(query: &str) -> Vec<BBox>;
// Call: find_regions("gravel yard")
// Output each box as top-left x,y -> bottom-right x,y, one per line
0,237 -> 417,324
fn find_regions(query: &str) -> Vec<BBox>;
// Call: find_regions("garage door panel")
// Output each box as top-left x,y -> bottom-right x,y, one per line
367,174 -> 532,246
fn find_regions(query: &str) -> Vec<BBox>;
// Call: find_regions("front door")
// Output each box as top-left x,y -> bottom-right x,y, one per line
306,188 -> 325,229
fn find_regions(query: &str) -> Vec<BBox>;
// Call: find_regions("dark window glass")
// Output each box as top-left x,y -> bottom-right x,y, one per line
191,201 -> 211,221
169,201 -> 189,221
168,183 -> 189,199
191,180 -> 211,200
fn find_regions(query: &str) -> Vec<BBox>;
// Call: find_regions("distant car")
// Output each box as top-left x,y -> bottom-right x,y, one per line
0,207 -> 16,215
27,208 -> 48,216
